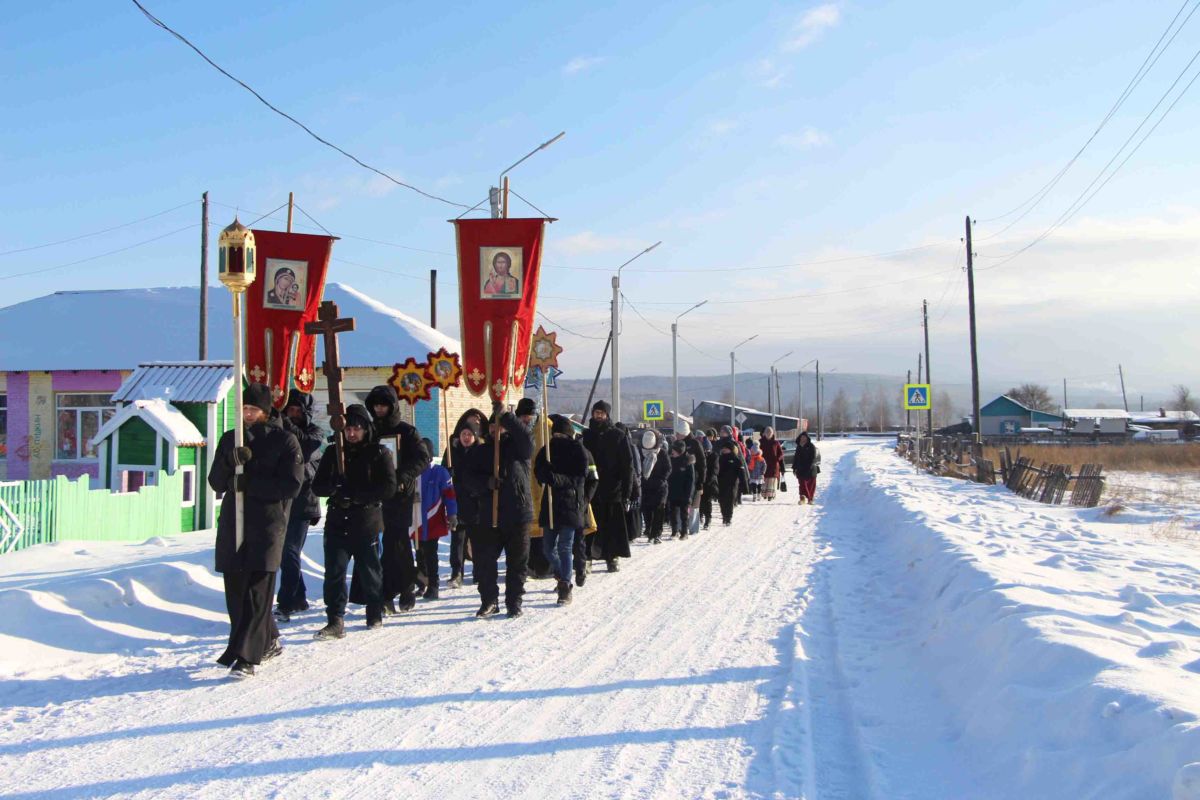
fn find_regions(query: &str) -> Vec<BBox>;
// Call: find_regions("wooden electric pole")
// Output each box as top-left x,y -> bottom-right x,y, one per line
199,191 -> 209,360
965,215 -> 981,443
923,298 -> 932,434
1118,364 -> 1129,412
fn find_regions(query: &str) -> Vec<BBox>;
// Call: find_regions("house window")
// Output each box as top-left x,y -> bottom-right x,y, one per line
119,469 -> 158,493
0,394 -> 6,460
181,466 -> 196,507
56,393 -> 115,460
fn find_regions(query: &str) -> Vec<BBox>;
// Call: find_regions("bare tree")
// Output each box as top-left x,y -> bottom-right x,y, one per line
1172,385 -> 1196,414
1006,383 -> 1057,411
932,390 -> 959,429
828,389 -> 851,431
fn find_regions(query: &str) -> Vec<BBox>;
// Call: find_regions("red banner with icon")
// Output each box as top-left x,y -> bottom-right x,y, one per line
247,230 -> 336,406
452,218 -> 548,402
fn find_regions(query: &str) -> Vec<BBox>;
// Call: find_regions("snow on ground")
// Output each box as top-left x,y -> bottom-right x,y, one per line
0,440 -> 1197,799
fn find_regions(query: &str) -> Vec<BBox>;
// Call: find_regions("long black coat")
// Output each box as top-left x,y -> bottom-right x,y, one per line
208,413 -> 303,574
667,454 -> 696,503
717,450 -> 748,497
312,436 -> 397,540
583,420 -> 633,504
683,434 -> 707,489
365,385 -> 430,526
282,390 -> 325,522
451,442 -> 490,527
640,445 -> 670,509
793,439 -> 822,479
703,449 -> 720,492
534,436 -> 590,530
469,411 -> 534,530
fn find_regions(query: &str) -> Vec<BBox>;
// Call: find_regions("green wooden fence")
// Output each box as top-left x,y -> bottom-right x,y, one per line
0,471 -> 185,554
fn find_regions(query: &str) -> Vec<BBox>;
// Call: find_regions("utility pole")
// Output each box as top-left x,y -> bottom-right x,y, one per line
430,269 -> 437,328
671,300 -> 707,434
815,359 -> 822,440
923,298 -> 932,435
965,215 -> 982,443
1063,378 -> 1068,411
798,371 -> 804,431
611,242 -> 662,423
906,369 -> 912,433
199,191 -> 208,360
286,191 -> 294,233
1118,364 -> 1129,412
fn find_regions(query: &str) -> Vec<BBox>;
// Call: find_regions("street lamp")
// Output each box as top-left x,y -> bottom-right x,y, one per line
819,367 -> 838,440
730,334 -> 758,429
671,300 -> 708,434
769,350 -> 793,433
797,358 -> 817,433
491,131 -> 566,218
611,241 -> 662,423
217,217 -> 256,551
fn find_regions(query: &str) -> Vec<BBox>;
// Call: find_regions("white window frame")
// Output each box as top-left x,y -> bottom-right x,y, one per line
55,393 -> 115,462
180,465 -> 196,507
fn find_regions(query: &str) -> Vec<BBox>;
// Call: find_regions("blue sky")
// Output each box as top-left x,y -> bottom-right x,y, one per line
3,1 -> 1198,402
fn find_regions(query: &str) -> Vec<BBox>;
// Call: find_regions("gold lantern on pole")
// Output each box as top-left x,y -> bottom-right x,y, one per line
217,218 -> 257,551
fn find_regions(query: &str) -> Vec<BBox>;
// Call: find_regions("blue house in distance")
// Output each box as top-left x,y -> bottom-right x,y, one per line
979,395 -> 1065,437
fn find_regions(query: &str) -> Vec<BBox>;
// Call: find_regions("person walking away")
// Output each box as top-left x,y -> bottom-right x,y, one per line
759,426 -> 785,501
581,400 -> 633,572
365,385 -> 431,614
275,389 -> 324,621
678,422 -> 706,534
617,423 -> 644,543
638,428 -> 669,544
666,440 -> 695,539
468,399 -> 536,618
534,414 -> 590,604
792,432 -> 822,505
208,383 -> 303,676
312,404 -> 397,640
700,435 -> 719,530
445,411 -> 487,588
717,442 -> 748,526
575,436 -> 600,586
746,442 -> 766,501
414,438 -> 457,601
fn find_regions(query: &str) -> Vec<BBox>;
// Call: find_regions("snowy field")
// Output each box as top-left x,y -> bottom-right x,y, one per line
0,440 -> 1197,799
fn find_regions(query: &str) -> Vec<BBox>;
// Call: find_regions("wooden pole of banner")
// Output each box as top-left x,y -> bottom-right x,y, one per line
544,371 -> 553,530
441,389 -> 452,469
287,192 -> 294,233
502,177 -> 510,220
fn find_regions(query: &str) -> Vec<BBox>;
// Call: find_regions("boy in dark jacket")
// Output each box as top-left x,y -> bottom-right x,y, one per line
700,436 -> 719,530
365,385 -> 430,614
717,442 -> 748,526
666,440 -> 695,541
469,399 -> 536,618
208,383 -> 303,676
534,414 -> 590,605
312,404 -> 397,639
276,389 -> 325,621
445,411 -> 488,588
639,429 -> 669,544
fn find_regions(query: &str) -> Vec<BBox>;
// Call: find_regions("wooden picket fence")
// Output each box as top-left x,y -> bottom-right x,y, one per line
0,471 -> 184,555
998,449 -> 1105,508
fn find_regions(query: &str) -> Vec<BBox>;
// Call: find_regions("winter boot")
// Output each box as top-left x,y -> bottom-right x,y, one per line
273,606 -> 291,623
576,567 -> 587,587
448,574 -> 463,590
383,598 -> 398,616
476,602 -> 499,619
314,618 -> 346,641
397,594 -> 416,613
607,559 -> 620,573
556,580 -> 574,605
261,639 -> 283,661
229,659 -> 256,678
506,605 -> 524,619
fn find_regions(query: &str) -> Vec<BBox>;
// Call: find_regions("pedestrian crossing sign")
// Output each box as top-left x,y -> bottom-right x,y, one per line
643,400 -> 665,421
904,383 -> 932,410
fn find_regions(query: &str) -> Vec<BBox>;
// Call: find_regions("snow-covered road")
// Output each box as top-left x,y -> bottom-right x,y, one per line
2,439 -> 1197,799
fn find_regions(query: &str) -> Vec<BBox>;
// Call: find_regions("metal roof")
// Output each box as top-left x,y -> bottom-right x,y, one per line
112,361 -> 235,404
1065,408 -> 1131,420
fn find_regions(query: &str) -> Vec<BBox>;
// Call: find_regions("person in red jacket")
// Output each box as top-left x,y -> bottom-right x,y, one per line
759,426 -> 785,501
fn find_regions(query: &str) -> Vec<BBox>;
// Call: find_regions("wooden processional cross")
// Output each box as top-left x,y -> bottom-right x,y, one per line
304,301 -> 356,475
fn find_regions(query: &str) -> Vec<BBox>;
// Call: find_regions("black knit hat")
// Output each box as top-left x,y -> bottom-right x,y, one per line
592,400 -> 612,417
244,383 -> 273,414
550,414 -> 573,436
515,397 -> 538,417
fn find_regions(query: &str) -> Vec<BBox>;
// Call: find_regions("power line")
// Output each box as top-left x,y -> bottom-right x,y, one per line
977,0 -> 1199,232
0,223 -> 198,281
130,0 -> 470,209
0,200 -> 196,257
535,310 -> 609,340
620,292 -> 671,337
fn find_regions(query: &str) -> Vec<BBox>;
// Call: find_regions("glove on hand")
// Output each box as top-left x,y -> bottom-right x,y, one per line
231,446 -> 253,467
447,515 -> 459,530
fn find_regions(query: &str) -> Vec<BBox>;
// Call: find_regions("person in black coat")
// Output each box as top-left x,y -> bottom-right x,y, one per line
581,400 -> 633,572
365,384 -> 430,613
717,441 -> 749,525
700,434 -> 720,530
617,423 -> 643,543
680,424 -> 706,534
275,389 -> 325,620
573,437 -> 600,587
666,439 -> 696,540
638,429 -> 669,543
792,432 -> 822,505
468,398 -> 536,618
311,404 -> 397,639
534,414 -> 590,605
444,409 -> 488,588
207,383 -> 303,676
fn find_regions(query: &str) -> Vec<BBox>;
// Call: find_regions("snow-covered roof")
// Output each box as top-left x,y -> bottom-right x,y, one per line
112,362 -> 235,404
1129,410 -> 1199,423
91,399 -> 206,448
0,282 -> 458,371
1065,408 -> 1130,420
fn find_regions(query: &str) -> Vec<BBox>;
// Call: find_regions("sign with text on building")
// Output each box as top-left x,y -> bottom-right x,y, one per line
904,383 -> 932,410
643,400 -> 664,421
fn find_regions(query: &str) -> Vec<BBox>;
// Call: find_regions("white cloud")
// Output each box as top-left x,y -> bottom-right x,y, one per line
552,231 -> 648,256
562,56 -> 605,76
776,127 -> 831,149
749,58 -> 789,88
783,4 -> 841,51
